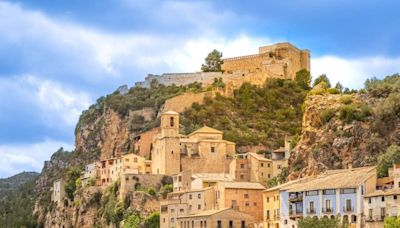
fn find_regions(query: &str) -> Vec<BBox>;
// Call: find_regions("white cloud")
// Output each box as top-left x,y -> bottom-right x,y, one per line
312,55 -> 400,89
0,140 -> 74,178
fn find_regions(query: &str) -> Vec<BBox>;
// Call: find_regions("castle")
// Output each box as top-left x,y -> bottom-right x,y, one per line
135,42 -> 310,90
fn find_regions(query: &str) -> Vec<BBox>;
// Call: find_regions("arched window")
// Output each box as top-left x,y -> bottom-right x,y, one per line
170,117 -> 174,127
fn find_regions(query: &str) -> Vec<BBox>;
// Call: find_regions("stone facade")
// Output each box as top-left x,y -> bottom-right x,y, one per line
133,127 -> 160,158
120,173 -> 165,197
151,111 -> 235,176
51,179 -> 65,206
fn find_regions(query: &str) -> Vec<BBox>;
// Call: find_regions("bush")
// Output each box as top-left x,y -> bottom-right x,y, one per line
340,95 -> 353,104
123,213 -> 141,228
147,187 -> 156,196
143,212 -> 160,228
377,145 -> 400,177
384,216 -> 400,228
327,88 -> 340,94
313,74 -> 331,88
298,216 -> 348,228
339,105 -> 359,123
320,109 -> 336,124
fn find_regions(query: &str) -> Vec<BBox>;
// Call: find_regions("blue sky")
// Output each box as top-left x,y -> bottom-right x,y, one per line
0,0 -> 399,177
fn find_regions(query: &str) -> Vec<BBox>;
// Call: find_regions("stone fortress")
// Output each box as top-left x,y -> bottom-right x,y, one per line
135,42 -> 310,91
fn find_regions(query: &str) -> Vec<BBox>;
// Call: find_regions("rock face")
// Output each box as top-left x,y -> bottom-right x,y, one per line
289,93 -> 400,179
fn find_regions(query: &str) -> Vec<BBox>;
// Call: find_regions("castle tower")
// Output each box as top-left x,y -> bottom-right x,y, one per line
151,110 -> 181,175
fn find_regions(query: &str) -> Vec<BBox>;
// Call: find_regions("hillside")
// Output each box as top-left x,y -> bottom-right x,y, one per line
289,74 -> 400,178
0,171 -> 39,199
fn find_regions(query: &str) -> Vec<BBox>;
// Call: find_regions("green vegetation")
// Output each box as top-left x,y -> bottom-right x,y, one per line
377,145 -> 400,177
365,74 -> 400,98
181,77 -> 309,148
338,104 -> 371,124
201,49 -> 223,72
0,175 -> 38,228
298,216 -> 348,228
313,74 -> 331,88
339,95 -> 353,104
267,167 -> 289,187
65,166 -> 84,201
143,212 -> 160,228
384,216 -> 400,228
320,108 -> 336,124
295,69 -> 311,90
212,77 -> 225,88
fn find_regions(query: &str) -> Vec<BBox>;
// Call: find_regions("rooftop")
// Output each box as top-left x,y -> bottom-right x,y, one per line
218,181 -> 266,190
163,110 -> 179,115
177,208 -> 231,218
192,173 -> 234,182
189,126 -> 223,136
248,152 -> 271,162
366,188 -> 400,197
285,166 -> 376,192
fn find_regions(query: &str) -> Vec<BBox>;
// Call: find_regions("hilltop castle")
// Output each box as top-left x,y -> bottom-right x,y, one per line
135,42 -> 310,90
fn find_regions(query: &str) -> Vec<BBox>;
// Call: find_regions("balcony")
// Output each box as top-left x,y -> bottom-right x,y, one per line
306,208 -> 316,214
289,193 -> 303,203
342,206 -> 354,213
322,207 -> 333,214
289,209 -> 303,218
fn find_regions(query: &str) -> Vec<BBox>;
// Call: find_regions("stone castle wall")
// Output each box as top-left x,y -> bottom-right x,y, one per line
135,72 -> 222,88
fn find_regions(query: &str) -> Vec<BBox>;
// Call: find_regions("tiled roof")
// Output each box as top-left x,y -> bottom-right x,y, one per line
177,208 -> 231,218
285,166 -> 376,192
218,181 -> 266,190
163,110 -> 179,115
192,173 -> 234,182
365,188 -> 400,197
248,152 -> 272,162
189,126 -> 223,135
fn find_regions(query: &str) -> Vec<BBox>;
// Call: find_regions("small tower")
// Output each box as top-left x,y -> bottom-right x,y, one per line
151,110 -> 181,175
161,110 -> 179,137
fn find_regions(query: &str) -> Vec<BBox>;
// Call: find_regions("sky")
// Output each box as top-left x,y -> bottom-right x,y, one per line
0,0 -> 399,178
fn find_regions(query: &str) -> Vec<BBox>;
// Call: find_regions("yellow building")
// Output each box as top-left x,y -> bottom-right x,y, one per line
151,111 -> 236,176
230,152 -> 273,184
173,171 -> 234,192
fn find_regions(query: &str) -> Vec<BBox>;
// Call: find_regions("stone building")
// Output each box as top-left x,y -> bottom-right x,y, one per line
81,162 -> 101,186
230,152 -> 273,184
176,208 -> 258,228
151,110 -> 235,176
214,181 -> 266,222
133,127 -> 160,158
51,179 -> 65,206
160,187 -> 216,228
172,171 -> 234,192
364,164 -> 400,228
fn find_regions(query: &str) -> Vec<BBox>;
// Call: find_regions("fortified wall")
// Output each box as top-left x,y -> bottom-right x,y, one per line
135,42 -> 310,94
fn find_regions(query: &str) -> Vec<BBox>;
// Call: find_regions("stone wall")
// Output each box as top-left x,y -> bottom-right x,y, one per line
135,72 -> 222,88
160,91 -> 216,114
120,173 -> 165,197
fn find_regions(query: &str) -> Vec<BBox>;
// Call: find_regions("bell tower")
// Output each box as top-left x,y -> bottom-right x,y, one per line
161,110 -> 179,137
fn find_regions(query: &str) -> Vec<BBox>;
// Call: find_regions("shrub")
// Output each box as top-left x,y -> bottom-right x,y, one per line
339,105 -> 359,123
298,216 -> 348,228
340,95 -> 353,104
313,74 -> 331,88
147,187 -> 156,196
123,213 -> 141,228
384,216 -> 400,227
320,109 -> 336,124
377,145 -> 400,177
143,212 -> 160,228
327,88 -> 340,94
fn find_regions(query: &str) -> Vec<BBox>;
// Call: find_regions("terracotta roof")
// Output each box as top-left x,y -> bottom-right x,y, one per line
189,126 -> 223,135
365,188 -> 400,197
285,166 -> 376,192
177,208 -> 231,218
264,178 -> 309,192
168,187 -> 214,195
377,177 -> 394,185
163,110 -> 179,115
218,181 -> 266,190
192,173 -> 234,182
248,152 -> 272,162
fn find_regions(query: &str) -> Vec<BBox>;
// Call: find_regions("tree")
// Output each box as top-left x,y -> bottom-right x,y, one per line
201,49 -> 223,72
313,74 -> 331,88
384,216 -> 400,228
143,212 -> 160,228
335,82 -> 344,93
377,145 -> 400,177
298,216 -> 348,228
124,213 -> 141,228
295,69 -> 311,90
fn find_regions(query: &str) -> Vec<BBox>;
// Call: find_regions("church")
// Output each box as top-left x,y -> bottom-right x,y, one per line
151,110 -> 235,175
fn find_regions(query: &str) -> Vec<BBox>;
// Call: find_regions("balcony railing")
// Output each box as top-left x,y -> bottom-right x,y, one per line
306,208 -> 316,214
322,207 -> 333,214
366,215 -> 388,222
289,193 -> 303,202
343,206 -> 354,213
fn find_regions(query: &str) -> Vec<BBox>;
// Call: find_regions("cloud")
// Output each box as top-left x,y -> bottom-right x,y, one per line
312,56 -> 400,89
0,139 -> 74,178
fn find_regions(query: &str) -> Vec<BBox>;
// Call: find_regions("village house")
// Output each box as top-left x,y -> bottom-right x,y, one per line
160,187 -> 216,228
279,166 -> 376,228
214,181 -> 265,222
51,179 -> 65,206
151,110 -> 235,176
173,171 -> 234,192
230,152 -> 273,184
176,208 -> 258,228
81,162 -> 101,186
364,164 -> 400,228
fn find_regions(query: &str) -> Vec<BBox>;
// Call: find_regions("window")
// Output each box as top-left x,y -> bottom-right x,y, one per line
241,221 -> 245,228
244,193 -> 249,198
204,221 -> 207,228
284,220 -> 288,224
266,210 -> 270,219
382,196 -> 385,202
369,209 -> 373,220
268,174 -> 271,178
381,207 -> 386,220
261,163 -> 264,167
325,199 -> 332,212
261,172 -> 264,176
180,208 -> 184,212
346,199 -> 352,212
198,193 -> 201,199
254,202 -> 257,206
192,221 -> 194,228
266,197 -> 269,203
170,117 -> 174,127
395,195 -> 398,200
309,201 -> 315,213
189,194 -> 192,199
179,176 -> 182,181
245,201 -> 250,206
211,146 -> 215,153
229,221 -> 233,228
240,174 -> 244,180
240,164 -> 245,168
189,205 -> 192,210
323,189 -> 336,195
306,190 -> 318,196
341,188 -> 356,194
197,204 -> 201,210
217,221 -> 222,228
133,157 -> 137,163
200,221 -> 203,228
268,163 -> 271,168
368,198 -> 372,204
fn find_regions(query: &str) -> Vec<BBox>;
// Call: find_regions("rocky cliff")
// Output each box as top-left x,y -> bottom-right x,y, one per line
289,77 -> 400,179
